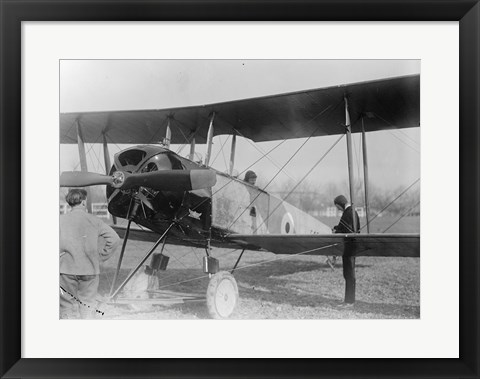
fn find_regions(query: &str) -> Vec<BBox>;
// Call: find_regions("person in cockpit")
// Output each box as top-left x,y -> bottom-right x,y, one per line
243,170 -> 257,186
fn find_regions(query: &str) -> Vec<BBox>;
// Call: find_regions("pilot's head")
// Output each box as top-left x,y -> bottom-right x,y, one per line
66,188 -> 88,209
334,195 -> 348,211
244,170 -> 257,185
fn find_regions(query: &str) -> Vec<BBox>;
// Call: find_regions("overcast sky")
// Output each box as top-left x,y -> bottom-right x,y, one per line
60,60 -> 420,196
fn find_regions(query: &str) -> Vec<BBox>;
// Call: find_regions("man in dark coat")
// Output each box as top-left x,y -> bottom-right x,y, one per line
333,195 -> 360,305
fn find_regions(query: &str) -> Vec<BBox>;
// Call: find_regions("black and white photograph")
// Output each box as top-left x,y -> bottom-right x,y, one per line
59,59 -> 420,320
2,1 -> 475,374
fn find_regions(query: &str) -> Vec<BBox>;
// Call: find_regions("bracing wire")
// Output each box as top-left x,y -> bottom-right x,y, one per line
169,119 -> 194,155
101,101 -> 338,236
154,243 -> 340,291
112,220 -> 246,291
382,200 -> 420,233
176,143 -> 188,155
211,102 -> 337,183
106,134 -> 122,152
396,129 -> 420,148
251,134 -> 344,234
148,118 -> 168,145
188,246 -> 202,267
98,99 -> 418,291
173,118 -> 203,155
360,178 -> 420,232
225,101 -> 343,231
233,128 -> 297,182
72,133 -> 103,171
155,248 -> 241,288
225,135 -> 317,231
219,136 -> 229,171
173,139 -> 289,223
370,113 -> 420,154
106,132 -> 344,291
210,135 -> 231,167
106,136 -> 290,292
85,144 -> 98,173
171,118 -> 191,146
230,97 -> 341,182
89,143 -> 105,174
388,132 -> 420,154
63,120 -> 79,143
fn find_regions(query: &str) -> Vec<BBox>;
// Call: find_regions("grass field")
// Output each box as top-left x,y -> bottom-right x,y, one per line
97,216 -> 420,320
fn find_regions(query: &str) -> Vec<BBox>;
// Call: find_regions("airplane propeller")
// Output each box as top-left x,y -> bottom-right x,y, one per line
59,171 -> 115,187
60,169 -> 217,192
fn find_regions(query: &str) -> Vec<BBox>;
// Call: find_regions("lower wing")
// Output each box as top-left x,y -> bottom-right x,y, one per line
111,224 -> 419,258
225,234 -> 420,257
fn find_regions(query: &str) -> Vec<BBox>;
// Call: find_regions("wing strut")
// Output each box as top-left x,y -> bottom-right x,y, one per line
164,118 -> 172,149
229,133 -> 237,175
344,96 -> 357,304
361,117 -> 370,233
230,248 -> 245,274
102,133 -> 111,175
189,137 -> 196,160
102,133 -> 117,224
344,97 -> 357,232
108,219 -> 132,296
204,112 -> 215,166
76,119 -> 92,213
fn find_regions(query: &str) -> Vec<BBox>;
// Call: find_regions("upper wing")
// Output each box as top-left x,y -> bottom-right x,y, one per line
226,234 -> 420,257
60,74 -> 419,144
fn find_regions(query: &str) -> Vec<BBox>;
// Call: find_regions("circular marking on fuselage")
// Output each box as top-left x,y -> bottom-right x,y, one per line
281,213 -> 295,234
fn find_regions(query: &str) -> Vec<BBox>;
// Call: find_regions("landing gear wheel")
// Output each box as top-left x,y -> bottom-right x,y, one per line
206,271 -> 239,319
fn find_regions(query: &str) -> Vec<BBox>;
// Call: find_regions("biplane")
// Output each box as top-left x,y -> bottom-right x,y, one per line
60,74 -> 420,318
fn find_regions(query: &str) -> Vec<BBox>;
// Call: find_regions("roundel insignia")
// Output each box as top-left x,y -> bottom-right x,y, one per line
281,212 -> 295,234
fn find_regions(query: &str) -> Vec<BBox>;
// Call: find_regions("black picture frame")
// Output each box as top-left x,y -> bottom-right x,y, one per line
1,1 -> 478,378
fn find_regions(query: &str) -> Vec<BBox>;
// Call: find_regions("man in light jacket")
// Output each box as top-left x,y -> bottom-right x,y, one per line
60,189 -> 120,319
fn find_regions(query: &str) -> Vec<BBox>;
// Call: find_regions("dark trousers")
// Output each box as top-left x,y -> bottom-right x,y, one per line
60,274 -> 99,319
342,255 -> 356,304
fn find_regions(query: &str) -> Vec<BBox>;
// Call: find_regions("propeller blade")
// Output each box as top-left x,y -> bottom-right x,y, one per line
60,171 -> 114,187
121,170 -> 217,191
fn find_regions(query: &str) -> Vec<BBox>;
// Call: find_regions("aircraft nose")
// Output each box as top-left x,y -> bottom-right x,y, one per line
190,170 -> 217,190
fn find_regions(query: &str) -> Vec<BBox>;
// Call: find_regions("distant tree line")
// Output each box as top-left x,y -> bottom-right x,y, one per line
269,179 -> 420,217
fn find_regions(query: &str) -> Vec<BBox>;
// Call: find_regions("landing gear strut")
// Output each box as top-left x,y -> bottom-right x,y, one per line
109,223 -> 240,319
110,222 -> 175,299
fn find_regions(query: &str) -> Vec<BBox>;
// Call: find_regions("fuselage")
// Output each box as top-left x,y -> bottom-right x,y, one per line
107,145 -> 331,248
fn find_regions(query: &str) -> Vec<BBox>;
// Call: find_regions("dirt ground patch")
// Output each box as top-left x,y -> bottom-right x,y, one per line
96,238 -> 419,320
